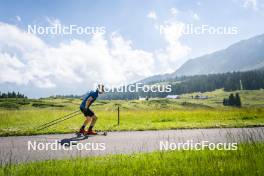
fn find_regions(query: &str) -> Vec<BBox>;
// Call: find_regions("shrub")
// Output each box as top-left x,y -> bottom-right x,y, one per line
223,93 -> 242,107
0,102 -> 20,109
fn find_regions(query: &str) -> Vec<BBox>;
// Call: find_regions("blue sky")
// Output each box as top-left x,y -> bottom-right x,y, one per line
0,0 -> 264,97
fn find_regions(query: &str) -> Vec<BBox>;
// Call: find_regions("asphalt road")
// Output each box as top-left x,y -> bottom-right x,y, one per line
0,127 -> 264,164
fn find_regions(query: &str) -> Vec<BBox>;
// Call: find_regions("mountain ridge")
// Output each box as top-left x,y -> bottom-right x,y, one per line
141,33 -> 264,84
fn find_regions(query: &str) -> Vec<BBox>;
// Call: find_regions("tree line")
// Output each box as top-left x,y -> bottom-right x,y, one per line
49,95 -> 81,99
100,69 -> 264,100
0,91 -> 27,99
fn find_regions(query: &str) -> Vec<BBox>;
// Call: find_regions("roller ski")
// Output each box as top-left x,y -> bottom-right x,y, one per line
76,129 -> 107,137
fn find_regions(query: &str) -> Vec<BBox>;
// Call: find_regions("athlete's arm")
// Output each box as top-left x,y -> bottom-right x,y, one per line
85,96 -> 94,109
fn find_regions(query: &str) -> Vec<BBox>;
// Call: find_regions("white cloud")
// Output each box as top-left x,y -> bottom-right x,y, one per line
242,0 -> 258,10
46,17 -> 61,26
110,33 -> 154,80
193,13 -> 200,20
197,2 -> 202,6
170,8 -> 179,16
16,16 -> 21,22
156,21 -> 191,72
0,17 -> 191,91
0,53 -> 26,85
0,23 -> 156,89
0,22 -> 45,52
147,11 -> 157,20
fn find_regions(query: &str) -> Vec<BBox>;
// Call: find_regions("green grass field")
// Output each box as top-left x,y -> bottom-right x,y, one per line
0,89 -> 264,136
1,143 -> 263,176
1,89 -> 264,176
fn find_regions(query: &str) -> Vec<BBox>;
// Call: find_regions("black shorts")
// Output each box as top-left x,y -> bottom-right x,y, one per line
80,107 -> 94,117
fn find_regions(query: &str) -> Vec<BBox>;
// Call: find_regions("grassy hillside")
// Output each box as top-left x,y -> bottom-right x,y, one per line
0,89 -> 264,136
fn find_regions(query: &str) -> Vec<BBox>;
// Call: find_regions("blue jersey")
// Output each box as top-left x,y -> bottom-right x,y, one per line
80,90 -> 99,109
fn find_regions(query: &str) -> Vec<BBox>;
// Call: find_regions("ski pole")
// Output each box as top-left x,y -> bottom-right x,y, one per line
36,110 -> 80,130
36,110 -> 79,129
37,111 -> 81,131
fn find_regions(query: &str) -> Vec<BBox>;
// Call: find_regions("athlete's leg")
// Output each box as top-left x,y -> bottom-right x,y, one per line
80,116 -> 92,129
80,116 -> 92,133
88,115 -> 97,132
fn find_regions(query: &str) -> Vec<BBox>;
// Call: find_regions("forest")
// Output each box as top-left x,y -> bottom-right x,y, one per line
100,69 -> 264,100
